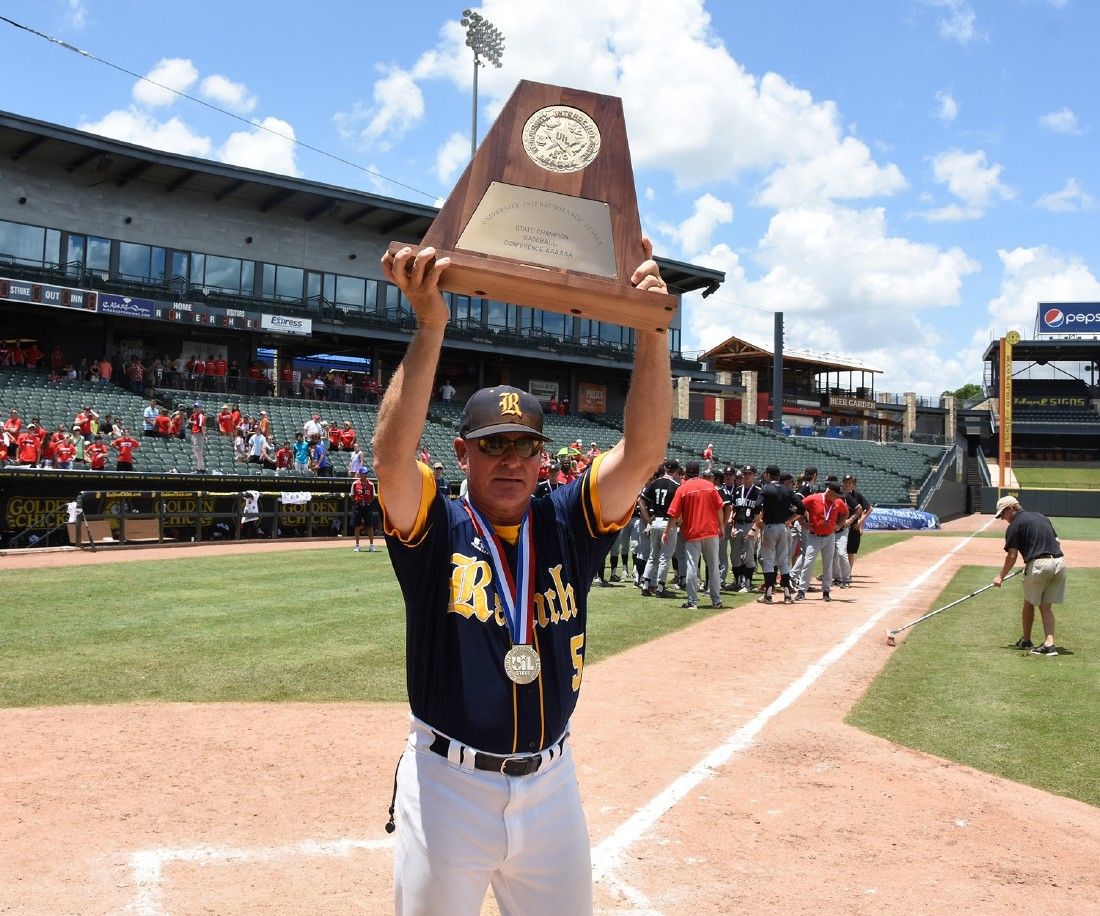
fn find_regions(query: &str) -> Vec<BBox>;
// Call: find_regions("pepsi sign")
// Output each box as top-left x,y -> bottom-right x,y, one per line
1037,302 -> 1100,334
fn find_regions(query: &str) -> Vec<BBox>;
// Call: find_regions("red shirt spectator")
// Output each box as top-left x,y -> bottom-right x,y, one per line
75,408 -> 98,437
328,425 -> 342,451
702,444 -> 714,461
190,410 -> 206,435
112,435 -> 140,463
169,413 -> 184,437
154,414 -> 172,436
3,410 -> 22,442
51,346 -> 64,370
11,344 -> 25,368
192,358 -> 206,377
801,489 -> 849,536
247,365 -> 263,381
281,366 -> 293,384
668,475 -> 724,541
24,343 -> 43,369
54,441 -> 76,464
229,407 -> 242,429
97,357 -> 112,381
218,408 -> 234,435
275,445 -> 292,469
340,425 -> 357,450
85,440 -> 109,469
0,441 -> 7,462
213,356 -> 227,377
16,430 -> 39,464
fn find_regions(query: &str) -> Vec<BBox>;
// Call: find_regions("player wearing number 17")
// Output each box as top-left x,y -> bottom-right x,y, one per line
374,242 -> 672,915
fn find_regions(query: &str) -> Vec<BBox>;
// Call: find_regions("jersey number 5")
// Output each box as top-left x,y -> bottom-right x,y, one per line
570,634 -> 584,691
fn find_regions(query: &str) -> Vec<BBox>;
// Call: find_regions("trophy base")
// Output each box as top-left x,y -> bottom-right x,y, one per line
386,243 -> 677,333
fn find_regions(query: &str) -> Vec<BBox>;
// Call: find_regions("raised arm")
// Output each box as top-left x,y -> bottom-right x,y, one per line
371,246 -> 451,537
593,239 -> 673,522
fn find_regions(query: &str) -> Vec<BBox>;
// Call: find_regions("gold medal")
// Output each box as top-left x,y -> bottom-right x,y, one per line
503,645 -> 541,685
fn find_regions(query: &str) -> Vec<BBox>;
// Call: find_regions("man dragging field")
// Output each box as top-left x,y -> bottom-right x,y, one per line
993,495 -> 1066,656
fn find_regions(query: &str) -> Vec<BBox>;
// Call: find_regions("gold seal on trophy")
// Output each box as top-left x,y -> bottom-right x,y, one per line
522,105 -> 601,173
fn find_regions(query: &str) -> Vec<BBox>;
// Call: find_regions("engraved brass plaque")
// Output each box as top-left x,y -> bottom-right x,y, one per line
455,181 -> 617,278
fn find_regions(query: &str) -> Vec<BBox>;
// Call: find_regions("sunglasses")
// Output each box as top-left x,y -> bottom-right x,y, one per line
476,435 -> 543,458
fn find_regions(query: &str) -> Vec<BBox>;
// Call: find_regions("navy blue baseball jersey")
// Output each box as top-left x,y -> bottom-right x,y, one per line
382,455 -> 625,755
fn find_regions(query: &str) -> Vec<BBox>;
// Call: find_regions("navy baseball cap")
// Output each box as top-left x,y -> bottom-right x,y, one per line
459,386 -> 550,442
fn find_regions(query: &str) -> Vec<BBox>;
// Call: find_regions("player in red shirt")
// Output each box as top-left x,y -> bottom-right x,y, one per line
339,421 -> 357,451
15,427 -> 40,465
111,431 -> 141,471
794,482 -> 849,601
665,461 -> 728,609
85,436 -> 109,470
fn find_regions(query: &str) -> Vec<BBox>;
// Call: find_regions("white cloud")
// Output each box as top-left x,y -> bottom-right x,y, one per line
63,0 -> 88,29
333,67 -> 425,151
984,246 -> 1100,338
1035,177 -> 1096,212
217,117 -> 300,176
644,187 -> 656,202
132,58 -> 198,108
935,89 -> 959,124
340,1 -> 904,207
433,132 -> 470,186
920,148 -> 1014,220
1038,107 -> 1081,135
199,75 -> 257,115
680,203 -> 978,390
77,108 -> 212,157
926,0 -> 982,44
659,194 -> 734,255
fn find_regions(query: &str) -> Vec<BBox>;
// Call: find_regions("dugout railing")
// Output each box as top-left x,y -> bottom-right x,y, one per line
71,488 -> 370,549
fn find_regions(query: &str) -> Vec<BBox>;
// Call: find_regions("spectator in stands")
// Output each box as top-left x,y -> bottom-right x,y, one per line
69,426 -> 86,467
365,376 -> 383,405
217,405 -> 234,436
303,413 -> 323,442
418,442 -> 431,465
246,362 -> 264,395
23,341 -> 43,371
3,409 -> 22,451
233,430 -> 248,463
226,359 -> 241,394
54,433 -> 76,470
328,421 -> 342,456
432,461 -> 450,496
309,439 -> 331,476
15,424 -> 40,466
97,355 -> 112,385
275,441 -> 293,473
331,371 -> 346,402
311,372 -> 327,401
559,396 -> 569,415
50,345 -> 64,373
702,443 -> 714,463
10,340 -> 25,370
292,432 -> 310,473
0,341 -> 11,367
75,405 -> 99,442
190,403 -> 207,472
44,424 -> 68,468
279,363 -> 294,398
127,358 -> 145,395
212,353 -> 227,391
439,380 -> 456,402
85,434 -> 108,470
143,400 -> 160,437
154,409 -> 172,437
229,403 -> 242,432
257,410 -> 271,439
347,443 -> 366,475
169,408 -> 185,440
248,429 -> 276,469
111,429 -> 141,471
100,414 -> 123,439
189,354 -> 204,392
31,418 -> 47,457
585,442 -> 601,461
339,420 -> 357,452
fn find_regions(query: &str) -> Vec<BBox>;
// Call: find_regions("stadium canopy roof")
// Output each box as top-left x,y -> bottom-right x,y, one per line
982,337 -> 1100,363
703,334 -> 882,375
0,110 -> 724,298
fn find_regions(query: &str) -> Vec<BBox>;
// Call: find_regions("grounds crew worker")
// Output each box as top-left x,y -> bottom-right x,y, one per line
374,241 -> 671,915
993,495 -> 1066,656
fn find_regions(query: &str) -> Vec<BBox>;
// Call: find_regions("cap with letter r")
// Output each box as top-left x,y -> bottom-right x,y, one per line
995,495 -> 1021,518
459,386 -> 550,442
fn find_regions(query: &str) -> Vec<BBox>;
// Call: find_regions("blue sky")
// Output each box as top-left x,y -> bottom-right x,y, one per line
3,0 -> 1098,394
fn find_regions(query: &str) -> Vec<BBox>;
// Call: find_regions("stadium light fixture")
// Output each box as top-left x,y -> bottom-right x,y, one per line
460,9 -> 505,160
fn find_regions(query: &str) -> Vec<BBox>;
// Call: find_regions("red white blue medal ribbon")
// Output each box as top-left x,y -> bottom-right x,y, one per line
463,499 -> 535,646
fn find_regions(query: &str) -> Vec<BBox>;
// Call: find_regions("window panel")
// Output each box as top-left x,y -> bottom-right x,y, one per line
335,274 -> 366,309
274,265 -> 302,301
44,229 -> 60,267
486,299 -> 506,328
86,236 -> 110,272
0,220 -> 47,266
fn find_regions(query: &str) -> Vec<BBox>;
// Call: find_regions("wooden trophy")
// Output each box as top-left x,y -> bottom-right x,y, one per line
387,80 -> 676,332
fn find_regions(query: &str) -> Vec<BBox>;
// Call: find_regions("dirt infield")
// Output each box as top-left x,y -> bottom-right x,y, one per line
3,518 -> 1098,914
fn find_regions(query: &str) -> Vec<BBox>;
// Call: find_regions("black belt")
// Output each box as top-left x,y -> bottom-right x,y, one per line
1029,554 -> 1062,560
429,732 -> 568,777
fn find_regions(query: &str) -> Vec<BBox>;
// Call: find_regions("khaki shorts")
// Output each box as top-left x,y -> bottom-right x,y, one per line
1023,556 -> 1067,605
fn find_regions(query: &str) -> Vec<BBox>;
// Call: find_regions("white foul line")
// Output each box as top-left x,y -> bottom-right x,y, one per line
591,522 -> 994,886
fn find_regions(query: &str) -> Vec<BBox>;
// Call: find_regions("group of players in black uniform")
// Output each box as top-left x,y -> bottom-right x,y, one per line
580,461 -> 873,601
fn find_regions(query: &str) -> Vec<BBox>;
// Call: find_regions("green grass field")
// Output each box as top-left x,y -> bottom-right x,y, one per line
848,565 -> 1099,808
0,533 -> 910,708
914,517 -> 1100,541
1014,466 -> 1100,490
